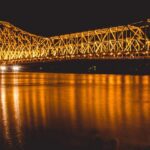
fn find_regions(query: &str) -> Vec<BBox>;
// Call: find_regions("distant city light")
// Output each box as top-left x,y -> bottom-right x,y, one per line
0,66 -> 7,72
12,66 -> 20,71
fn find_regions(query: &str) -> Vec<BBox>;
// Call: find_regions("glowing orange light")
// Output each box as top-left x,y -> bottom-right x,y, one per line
12,66 -> 21,71
0,66 -> 7,72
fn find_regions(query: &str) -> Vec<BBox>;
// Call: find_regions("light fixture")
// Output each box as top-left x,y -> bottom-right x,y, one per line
0,66 -> 7,72
12,65 -> 20,71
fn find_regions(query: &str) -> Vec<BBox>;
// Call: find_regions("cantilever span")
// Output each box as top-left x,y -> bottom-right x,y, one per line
0,19 -> 150,65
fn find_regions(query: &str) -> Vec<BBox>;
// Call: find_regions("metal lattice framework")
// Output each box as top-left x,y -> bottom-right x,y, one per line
0,19 -> 150,65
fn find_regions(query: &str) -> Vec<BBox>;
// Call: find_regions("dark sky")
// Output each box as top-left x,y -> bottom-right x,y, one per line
0,0 -> 150,36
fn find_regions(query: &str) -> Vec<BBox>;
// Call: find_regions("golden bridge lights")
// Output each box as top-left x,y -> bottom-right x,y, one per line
0,65 -> 21,72
0,66 -> 7,72
12,66 -> 21,72
0,19 -> 150,65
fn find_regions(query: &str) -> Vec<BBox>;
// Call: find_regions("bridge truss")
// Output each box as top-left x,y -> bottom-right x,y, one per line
0,19 -> 150,65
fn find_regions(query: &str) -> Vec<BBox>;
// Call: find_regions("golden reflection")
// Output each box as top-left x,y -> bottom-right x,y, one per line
0,74 -> 11,145
0,73 -> 150,146
12,75 -> 22,145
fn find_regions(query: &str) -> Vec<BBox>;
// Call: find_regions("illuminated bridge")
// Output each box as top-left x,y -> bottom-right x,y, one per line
1,19 -> 150,73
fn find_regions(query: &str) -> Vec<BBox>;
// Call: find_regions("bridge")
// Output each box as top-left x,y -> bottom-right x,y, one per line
0,19 -> 150,66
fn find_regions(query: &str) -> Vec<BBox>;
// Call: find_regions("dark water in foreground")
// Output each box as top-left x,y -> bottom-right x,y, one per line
0,73 -> 150,150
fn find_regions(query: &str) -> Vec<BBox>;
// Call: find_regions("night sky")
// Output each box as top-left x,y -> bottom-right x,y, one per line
0,0 -> 149,36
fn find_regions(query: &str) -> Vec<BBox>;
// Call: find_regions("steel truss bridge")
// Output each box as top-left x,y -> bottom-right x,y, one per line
0,19 -> 150,65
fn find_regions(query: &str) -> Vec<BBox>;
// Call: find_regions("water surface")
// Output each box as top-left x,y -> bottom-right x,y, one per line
0,73 -> 150,150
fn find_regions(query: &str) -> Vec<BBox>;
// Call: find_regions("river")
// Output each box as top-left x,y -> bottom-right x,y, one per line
0,73 -> 150,150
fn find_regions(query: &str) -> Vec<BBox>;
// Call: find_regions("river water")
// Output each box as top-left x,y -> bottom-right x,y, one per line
0,73 -> 150,150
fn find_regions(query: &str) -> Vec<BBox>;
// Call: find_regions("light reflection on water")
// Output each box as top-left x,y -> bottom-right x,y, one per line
0,73 -> 150,150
